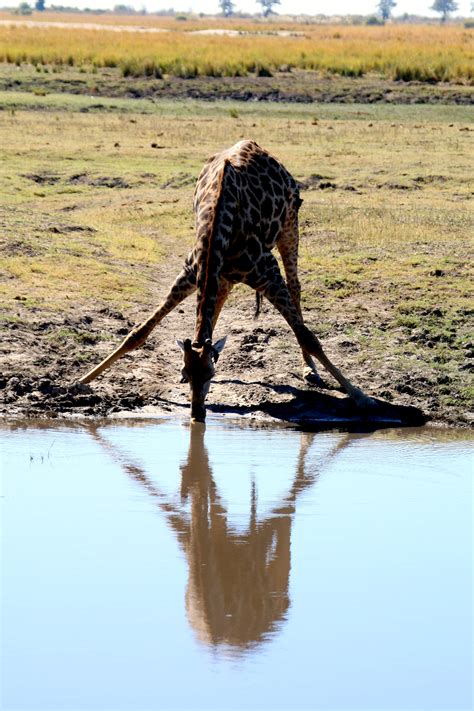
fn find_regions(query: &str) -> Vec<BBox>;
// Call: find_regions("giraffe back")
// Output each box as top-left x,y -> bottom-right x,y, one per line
193,140 -> 301,282
190,140 -> 302,343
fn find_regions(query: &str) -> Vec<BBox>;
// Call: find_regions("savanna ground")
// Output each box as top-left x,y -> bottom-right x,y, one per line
1,87 -> 472,426
0,16 -> 473,425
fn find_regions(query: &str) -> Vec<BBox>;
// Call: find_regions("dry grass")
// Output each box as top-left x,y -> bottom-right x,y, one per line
0,15 -> 472,81
0,93 -> 472,421
1,95 -> 472,307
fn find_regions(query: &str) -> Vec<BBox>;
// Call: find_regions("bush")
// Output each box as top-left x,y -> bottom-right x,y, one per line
366,15 -> 384,25
14,2 -> 33,14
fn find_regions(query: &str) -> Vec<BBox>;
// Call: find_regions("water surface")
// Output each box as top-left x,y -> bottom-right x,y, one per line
1,419 -> 472,710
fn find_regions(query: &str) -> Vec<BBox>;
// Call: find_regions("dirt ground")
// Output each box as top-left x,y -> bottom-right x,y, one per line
1,95 -> 471,429
0,277 -> 441,428
1,65 -> 472,106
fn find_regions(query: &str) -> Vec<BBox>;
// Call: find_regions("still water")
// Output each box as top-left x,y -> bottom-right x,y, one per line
1,419 -> 472,711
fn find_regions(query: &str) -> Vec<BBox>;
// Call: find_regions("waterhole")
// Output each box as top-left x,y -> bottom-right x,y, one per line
1,419 -> 472,710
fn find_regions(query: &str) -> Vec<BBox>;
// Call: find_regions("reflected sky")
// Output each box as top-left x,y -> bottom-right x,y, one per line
1,420 -> 472,710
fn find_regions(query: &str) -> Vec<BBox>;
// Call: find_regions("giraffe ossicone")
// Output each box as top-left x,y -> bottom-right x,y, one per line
79,140 -> 375,421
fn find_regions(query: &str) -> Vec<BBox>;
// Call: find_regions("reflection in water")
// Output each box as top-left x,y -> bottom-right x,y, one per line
3,422 -> 471,710
181,427 -> 295,651
92,425 -> 353,654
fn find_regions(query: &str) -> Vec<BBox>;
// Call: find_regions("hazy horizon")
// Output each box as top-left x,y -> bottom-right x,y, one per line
1,0 -> 472,18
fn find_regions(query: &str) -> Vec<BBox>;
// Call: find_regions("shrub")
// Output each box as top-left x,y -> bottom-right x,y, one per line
366,15 -> 384,25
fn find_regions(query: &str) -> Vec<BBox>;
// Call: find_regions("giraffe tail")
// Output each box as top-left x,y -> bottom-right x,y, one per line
254,292 -> 263,319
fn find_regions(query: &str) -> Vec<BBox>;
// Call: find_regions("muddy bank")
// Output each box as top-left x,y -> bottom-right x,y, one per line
1,66 -> 472,105
0,297 -> 465,427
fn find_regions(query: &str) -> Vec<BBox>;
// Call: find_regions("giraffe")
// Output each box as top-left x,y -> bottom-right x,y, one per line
79,139 -> 375,421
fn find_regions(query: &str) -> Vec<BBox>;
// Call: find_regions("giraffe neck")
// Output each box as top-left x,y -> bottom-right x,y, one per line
194,321 -> 212,345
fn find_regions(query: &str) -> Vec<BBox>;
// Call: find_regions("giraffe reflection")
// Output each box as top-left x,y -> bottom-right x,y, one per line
92,425 -> 353,653
182,426 -> 296,649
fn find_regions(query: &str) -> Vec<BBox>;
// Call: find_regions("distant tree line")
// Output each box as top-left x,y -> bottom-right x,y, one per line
216,0 -> 462,22
12,0 -> 468,24
372,0 -> 460,23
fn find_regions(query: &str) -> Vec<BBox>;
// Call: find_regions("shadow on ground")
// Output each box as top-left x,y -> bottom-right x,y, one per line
205,379 -> 427,429
1,372 -> 427,429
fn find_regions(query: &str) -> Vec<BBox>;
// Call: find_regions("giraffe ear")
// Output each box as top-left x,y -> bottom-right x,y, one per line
176,339 -> 192,353
212,336 -> 227,362
213,336 -> 227,352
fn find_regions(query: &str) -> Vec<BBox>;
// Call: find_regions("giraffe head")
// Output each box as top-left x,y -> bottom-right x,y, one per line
177,337 -> 227,422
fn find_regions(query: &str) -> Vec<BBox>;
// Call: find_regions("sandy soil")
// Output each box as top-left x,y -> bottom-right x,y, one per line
0,19 -> 169,32
0,20 -> 302,36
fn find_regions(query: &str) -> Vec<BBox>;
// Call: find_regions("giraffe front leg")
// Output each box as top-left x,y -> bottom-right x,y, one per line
249,258 -> 375,409
79,264 -> 196,384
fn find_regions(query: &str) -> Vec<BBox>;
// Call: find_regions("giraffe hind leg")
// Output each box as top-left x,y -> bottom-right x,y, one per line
247,255 -> 375,408
211,279 -> 233,330
277,227 -> 329,389
79,265 -> 196,384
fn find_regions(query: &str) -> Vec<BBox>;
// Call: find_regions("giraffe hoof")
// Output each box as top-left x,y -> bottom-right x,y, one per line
303,369 -> 330,389
352,391 -> 378,410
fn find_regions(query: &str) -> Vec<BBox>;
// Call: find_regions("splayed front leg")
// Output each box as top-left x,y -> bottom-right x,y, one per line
79,317 -> 154,384
79,264 -> 196,384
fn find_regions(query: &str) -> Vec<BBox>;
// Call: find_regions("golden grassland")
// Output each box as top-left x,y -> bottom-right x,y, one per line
0,14 -> 472,81
0,93 -> 472,421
